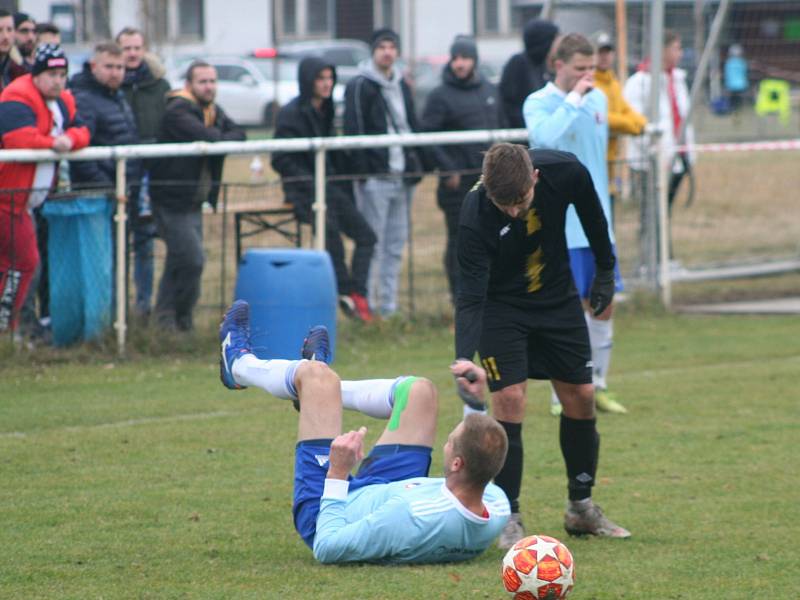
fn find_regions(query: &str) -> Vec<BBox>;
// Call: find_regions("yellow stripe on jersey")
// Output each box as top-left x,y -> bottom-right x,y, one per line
526,207 -> 541,236
470,176 -> 483,192
526,247 -> 544,292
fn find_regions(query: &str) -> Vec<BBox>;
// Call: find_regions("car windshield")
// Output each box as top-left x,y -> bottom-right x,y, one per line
251,58 -> 300,81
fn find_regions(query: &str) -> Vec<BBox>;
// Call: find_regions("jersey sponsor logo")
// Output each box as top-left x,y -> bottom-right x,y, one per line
315,454 -> 330,467
499,224 -> 511,238
481,356 -> 501,382
404,482 -> 422,489
526,247 -> 544,292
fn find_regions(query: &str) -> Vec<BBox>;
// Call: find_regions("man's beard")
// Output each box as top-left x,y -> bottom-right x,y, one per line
20,44 -> 35,58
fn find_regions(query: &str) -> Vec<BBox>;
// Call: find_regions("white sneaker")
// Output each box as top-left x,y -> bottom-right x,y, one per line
497,512 -> 526,549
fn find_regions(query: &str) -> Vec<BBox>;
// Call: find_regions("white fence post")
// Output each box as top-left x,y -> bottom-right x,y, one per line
313,146 -> 326,251
114,158 -> 127,356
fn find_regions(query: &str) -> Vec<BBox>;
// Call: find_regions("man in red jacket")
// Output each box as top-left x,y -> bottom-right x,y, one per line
0,44 -> 90,333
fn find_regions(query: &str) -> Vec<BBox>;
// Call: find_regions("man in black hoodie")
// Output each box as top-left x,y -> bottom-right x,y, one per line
149,61 -> 244,331
422,36 -> 504,306
272,57 -> 377,322
498,18 -> 559,129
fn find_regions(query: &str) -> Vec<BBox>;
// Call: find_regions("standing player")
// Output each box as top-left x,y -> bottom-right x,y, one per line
218,300 -> 511,563
523,33 -> 627,416
455,142 -> 630,548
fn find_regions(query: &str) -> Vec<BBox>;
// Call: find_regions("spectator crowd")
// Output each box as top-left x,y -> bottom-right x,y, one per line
1,13 -> 693,347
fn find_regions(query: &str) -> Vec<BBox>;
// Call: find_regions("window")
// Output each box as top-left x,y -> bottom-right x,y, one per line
283,0 -> 297,35
142,0 -> 168,43
307,0 -> 330,34
484,0 -> 499,33
178,0 -> 203,38
278,0 -> 332,38
82,0 -> 110,40
380,0 -> 395,29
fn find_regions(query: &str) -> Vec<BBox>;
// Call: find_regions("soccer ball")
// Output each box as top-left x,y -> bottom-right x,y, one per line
501,534 -> 575,599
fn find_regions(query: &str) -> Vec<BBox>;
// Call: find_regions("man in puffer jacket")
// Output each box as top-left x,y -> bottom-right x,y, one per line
498,18 -> 559,129
421,35 -> 504,305
68,41 -> 141,192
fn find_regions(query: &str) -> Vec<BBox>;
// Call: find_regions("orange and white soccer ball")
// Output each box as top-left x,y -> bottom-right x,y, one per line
501,534 -> 575,600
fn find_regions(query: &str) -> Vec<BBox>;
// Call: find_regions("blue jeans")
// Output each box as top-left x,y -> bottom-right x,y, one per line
132,219 -> 155,315
355,177 -> 413,316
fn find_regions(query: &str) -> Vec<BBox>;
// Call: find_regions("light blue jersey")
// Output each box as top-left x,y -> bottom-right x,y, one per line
523,82 -> 614,249
313,477 -> 510,564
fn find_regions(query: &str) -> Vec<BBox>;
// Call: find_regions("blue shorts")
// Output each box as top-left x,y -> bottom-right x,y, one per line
569,246 -> 624,300
292,440 -> 432,548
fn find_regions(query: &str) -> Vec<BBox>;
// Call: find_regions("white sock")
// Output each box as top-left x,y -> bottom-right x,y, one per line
586,313 -> 613,390
463,404 -> 487,419
340,377 -> 402,419
232,354 -> 302,400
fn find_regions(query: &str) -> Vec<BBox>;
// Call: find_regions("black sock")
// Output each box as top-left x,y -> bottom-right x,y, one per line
494,420 -> 523,513
559,415 -> 599,501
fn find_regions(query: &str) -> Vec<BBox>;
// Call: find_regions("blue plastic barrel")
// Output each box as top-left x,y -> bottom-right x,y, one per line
235,249 -> 337,362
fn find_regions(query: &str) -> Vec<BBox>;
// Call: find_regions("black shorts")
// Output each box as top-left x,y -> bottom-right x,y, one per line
478,297 -> 592,392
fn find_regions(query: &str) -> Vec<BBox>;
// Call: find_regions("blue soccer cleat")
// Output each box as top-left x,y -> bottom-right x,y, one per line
301,325 -> 331,364
219,300 -> 251,390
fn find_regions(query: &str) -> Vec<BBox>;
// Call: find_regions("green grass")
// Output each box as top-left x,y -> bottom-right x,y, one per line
2,311 -> 799,599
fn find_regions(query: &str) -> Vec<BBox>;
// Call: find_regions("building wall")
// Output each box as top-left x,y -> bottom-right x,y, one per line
412,0 -> 472,59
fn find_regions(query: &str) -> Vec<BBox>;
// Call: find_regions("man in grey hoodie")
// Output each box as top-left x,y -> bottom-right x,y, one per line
343,28 -> 426,317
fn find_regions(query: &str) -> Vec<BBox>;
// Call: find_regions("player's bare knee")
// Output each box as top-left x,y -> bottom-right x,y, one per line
296,360 -> 339,392
409,377 -> 438,412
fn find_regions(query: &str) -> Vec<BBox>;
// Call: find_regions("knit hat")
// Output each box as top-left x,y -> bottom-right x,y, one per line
371,28 -> 400,52
32,44 -> 68,75
450,35 -> 478,61
13,12 -> 34,29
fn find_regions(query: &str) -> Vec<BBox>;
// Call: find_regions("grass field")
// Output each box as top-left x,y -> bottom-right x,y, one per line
2,309 -> 799,599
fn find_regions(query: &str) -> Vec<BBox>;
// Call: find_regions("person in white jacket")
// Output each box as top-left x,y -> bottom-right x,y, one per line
624,30 -> 695,266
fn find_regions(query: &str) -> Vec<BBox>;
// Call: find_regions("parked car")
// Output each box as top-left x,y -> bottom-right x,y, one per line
277,39 -> 370,84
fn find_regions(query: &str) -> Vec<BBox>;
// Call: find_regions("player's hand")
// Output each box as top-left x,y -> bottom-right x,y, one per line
52,135 -> 73,153
589,267 -> 616,316
327,426 -> 367,480
450,359 -> 487,411
444,173 -> 461,191
573,73 -> 594,96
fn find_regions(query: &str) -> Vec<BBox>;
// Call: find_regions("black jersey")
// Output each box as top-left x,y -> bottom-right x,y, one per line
455,149 -> 615,360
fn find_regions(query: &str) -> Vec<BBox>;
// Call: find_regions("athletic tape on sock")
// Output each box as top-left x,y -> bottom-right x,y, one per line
387,376 -> 418,431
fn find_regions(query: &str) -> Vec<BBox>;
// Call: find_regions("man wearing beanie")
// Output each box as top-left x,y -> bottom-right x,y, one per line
499,18 -> 559,128
344,28 -> 427,317
0,44 -> 90,334
421,35 -> 504,306
13,12 -> 36,69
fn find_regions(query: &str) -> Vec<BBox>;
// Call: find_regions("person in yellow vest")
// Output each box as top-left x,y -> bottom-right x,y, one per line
591,31 -> 646,220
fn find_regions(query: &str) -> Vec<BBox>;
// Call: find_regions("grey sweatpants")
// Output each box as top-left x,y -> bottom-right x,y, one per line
354,177 -> 413,316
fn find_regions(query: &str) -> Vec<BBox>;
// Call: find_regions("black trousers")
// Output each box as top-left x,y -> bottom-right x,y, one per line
296,185 -> 376,297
